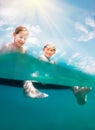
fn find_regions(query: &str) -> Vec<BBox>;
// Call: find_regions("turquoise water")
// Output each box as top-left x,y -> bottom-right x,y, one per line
0,52 -> 95,87
0,52 -> 95,130
0,84 -> 95,130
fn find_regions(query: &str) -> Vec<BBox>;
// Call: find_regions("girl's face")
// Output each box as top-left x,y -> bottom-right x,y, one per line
44,46 -> 56,58
13,31 -> 29,47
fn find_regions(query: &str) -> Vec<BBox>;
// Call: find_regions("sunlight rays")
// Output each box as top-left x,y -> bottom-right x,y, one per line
0,0 -> 91,52
21,0 -> 70,46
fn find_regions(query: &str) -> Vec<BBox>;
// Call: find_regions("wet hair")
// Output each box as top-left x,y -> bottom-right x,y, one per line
43,44 -> 56,51
14,26 -> 29,34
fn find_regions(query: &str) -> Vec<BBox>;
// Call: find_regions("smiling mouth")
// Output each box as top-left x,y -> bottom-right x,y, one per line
19,42 -> 23,45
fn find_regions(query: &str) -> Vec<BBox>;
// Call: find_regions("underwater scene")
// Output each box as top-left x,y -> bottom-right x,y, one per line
0,0 -> 95,130
0,52 -> 95,130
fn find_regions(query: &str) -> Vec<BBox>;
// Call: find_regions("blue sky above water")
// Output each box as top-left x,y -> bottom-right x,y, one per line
0,0 -> 95,74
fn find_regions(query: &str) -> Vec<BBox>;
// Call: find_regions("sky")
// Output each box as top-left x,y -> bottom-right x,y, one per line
0,0 -> 95,74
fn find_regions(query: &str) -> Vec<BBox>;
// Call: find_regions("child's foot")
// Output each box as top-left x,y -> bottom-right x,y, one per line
23,80 -> 48,98
73,86 -> 92,105
26,89 -> 48,98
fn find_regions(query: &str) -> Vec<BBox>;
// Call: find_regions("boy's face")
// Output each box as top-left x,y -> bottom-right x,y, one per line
43,46 -> 56,58
13,31 -> 29,47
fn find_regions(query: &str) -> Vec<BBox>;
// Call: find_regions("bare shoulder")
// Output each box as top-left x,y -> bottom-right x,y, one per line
0,43 -> 11,52
4,43 -> 13,49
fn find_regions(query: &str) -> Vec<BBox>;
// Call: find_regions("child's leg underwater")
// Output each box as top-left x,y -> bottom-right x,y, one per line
23,80 -> 48,98
72,86 -> 92,105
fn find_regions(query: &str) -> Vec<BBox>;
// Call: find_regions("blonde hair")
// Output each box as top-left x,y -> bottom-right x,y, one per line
43,43 -> 56,51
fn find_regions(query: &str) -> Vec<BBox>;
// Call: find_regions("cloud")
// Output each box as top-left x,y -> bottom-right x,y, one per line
85,17 -> 95,27
77,30 -> 95,42
0,7 -> 20,25
0,20 -> 6,27
68,53 -> 95,74
78,57 -> 95,74
71,53 -> 81,59
22,24 -> 42,35
75,17 -> 95,42
60,51 -> 67,56
75,22 -> 88,33
27,37 -> 39,45
0,0 -> 56,26
6,27 -> 14,31
30,25 -> 42,34
25,25 -> 42,46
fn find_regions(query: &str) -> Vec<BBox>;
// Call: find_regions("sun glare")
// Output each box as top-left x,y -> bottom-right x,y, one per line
23,0 -> 48,9
21,0 -> 61,29
10,0 -> 70,48
21,0 -> 70,47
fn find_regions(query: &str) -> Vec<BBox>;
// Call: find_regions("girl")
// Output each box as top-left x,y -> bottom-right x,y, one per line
0,26 -> 48,98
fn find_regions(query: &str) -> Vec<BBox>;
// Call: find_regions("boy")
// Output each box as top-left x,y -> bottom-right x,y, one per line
38,43 -> 92,105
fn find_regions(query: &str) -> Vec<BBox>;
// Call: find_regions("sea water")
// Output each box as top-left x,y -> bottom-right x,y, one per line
0,52 -> 95,87
0,52 -> 95,130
